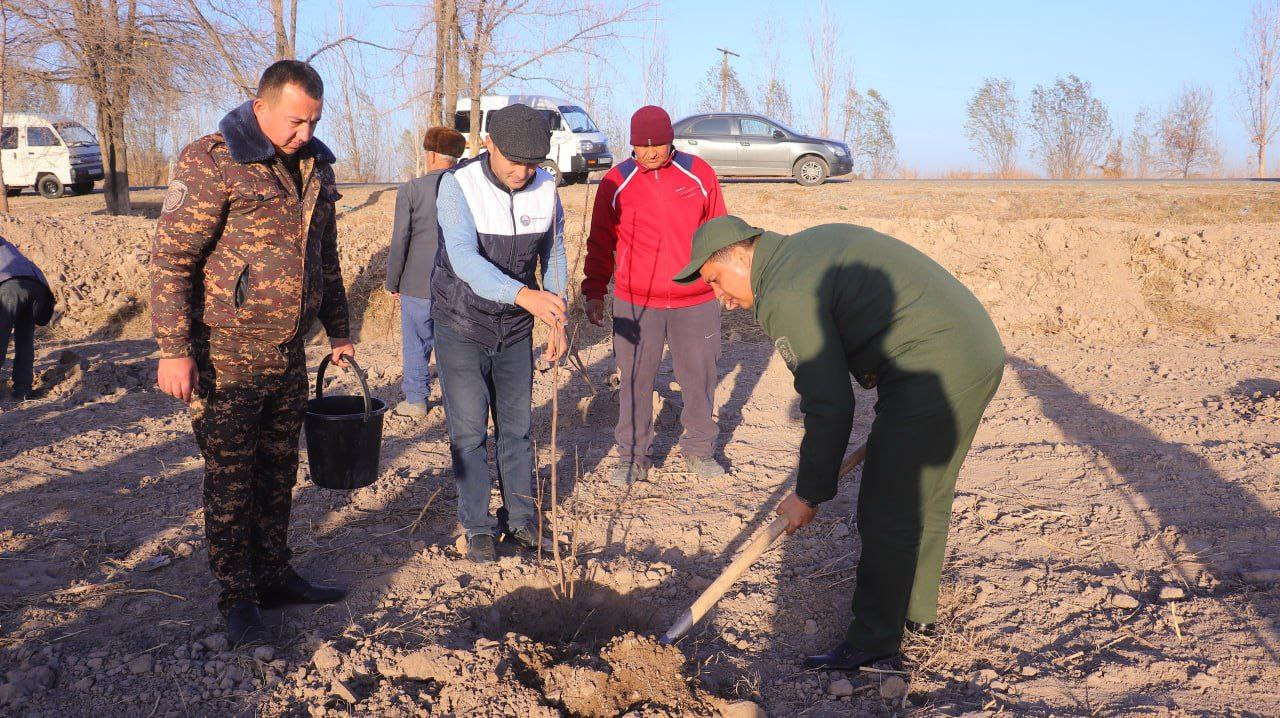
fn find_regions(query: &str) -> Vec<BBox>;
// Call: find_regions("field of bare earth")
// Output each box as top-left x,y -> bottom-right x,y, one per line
0,178 -> 1278,717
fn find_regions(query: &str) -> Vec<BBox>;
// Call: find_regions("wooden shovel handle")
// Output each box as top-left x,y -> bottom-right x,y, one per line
661,443 -> 868,644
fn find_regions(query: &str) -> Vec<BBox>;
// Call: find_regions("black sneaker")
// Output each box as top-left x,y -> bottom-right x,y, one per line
504,525 -> 551,552
466,533 -> 497,563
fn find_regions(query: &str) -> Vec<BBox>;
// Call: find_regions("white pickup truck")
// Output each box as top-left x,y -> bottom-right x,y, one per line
2,113 -> 104,199
454,95 -> 613,185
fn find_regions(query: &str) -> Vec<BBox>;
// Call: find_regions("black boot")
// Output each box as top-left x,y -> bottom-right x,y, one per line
226,601 -> 270,646
905,620 -> 937,637
803,640 -> 895,671
258,570 -> 346,609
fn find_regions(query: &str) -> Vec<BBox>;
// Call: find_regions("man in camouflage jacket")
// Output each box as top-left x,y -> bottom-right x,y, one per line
150,61 -> 354,645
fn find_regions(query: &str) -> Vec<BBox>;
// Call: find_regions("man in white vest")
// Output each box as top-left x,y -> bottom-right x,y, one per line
432,103 -> 568,563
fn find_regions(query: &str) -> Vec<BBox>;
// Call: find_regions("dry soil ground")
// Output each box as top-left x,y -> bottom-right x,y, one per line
0,179 -> 1278,717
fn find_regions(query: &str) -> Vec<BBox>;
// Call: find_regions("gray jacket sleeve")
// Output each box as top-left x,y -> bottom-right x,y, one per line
385,181 -> 412,293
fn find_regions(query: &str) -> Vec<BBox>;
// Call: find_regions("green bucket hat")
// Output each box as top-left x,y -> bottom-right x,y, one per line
672,215 -> 764,284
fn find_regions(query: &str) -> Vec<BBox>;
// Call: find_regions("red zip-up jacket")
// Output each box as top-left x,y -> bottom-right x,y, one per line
582,150 -> 726,308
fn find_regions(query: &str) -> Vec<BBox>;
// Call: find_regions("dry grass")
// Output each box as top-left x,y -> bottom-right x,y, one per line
901,581 -> 1018,705
1126,236 -> 1224,336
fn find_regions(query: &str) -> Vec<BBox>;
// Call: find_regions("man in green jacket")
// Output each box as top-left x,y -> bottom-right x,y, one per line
673,216 -> 1004,670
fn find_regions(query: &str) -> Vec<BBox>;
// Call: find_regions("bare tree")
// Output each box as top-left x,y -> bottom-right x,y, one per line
0,3 -> 15,213
270,0 -> 299,59
1128,108 -> 1155,178
1027,74 -> 1112,179
428,0 -> 460,126
1101,137 -> 1125,178
1157,84 -> 1218,178
807,0 -> 839,137
839,74 -> 863,149
452,0 -> 651,151
186,0 -> 397,102
1235,1 -> 1280,177
965,77 -> 1020,178
756,20 -> 793,125
859,89 -> 897,178
639,24 -> 669,107
15,0 -> 197,215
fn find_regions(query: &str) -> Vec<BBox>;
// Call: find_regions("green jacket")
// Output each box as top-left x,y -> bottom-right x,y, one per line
750,224 -> 1003,504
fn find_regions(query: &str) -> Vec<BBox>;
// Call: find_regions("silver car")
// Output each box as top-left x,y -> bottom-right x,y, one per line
672,113 -> 852,186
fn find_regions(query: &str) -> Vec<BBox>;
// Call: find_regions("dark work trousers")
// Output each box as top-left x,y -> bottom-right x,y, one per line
612,297 -> 721,466
0,277 -> 44,394
434,321 -> 535,538
845,364 -> 1004,654
399,294 -> 435,404
191,343 -> 307,614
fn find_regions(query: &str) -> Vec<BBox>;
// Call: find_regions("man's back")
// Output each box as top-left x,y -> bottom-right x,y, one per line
386,169 -> 447,300
751,224 -> 1003,395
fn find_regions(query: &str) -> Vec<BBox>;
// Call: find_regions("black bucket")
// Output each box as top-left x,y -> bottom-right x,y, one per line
304,355 -> 388,490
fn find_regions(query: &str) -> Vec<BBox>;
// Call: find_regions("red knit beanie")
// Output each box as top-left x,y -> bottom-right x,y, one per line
630,105 -> 673,146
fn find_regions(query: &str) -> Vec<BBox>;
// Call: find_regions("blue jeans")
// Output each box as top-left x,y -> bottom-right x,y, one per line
399,295 -> 435,404
434,321 -> 534,537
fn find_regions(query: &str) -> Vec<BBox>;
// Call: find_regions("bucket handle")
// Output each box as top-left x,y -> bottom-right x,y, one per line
315,354 -> 374,423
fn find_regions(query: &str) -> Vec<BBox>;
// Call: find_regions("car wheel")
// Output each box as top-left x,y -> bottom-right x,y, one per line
70,181 -> 95,195
37,174 -> 65,199
793,156 -> 829,186
539,160 -> 562,186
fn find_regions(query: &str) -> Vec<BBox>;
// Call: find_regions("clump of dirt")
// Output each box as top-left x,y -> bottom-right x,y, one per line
535,634 -> 716,717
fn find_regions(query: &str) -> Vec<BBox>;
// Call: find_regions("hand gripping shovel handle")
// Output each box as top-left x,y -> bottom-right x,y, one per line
660,443 -> 868,645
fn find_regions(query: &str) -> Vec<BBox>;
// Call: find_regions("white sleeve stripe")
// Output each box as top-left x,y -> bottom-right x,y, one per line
611,168 -> 638,210
671,160 -> 707,199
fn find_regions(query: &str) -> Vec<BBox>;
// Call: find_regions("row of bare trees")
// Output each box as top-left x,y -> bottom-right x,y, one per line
966,74 -> 1220,180
965,2 -> 1279,179
0,0 -> 650,215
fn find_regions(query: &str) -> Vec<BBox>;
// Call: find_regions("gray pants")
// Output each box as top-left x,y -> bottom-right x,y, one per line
612,297 -> 721,465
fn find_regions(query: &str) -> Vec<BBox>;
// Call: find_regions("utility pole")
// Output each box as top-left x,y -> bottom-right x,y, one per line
716,47 -> 739,112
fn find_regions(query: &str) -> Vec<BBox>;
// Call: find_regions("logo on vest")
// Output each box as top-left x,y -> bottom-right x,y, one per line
520,214 -> 531,227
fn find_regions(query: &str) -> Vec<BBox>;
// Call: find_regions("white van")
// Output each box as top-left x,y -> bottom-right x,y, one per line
454,95 -> 612,185
2,113 -> 104,199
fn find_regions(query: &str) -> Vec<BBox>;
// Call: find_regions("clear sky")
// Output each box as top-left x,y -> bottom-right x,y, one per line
308,0 -> 1264,175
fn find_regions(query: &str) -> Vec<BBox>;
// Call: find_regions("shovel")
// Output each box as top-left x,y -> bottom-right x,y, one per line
659,443 -> 868,645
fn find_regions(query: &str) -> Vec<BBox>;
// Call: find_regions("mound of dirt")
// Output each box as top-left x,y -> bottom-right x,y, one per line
0,213 -> 153,340
266,625 -> 718,717
7,187 -> 1278,352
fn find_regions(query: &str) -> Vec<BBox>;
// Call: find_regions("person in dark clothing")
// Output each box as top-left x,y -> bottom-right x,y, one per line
674,216 -> 1005,671
386,126 -> 467,416
151,61 -> 353,646
0,236 -> 56,401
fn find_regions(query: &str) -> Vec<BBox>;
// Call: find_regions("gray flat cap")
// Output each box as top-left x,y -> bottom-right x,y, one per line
487,103 -> 551,164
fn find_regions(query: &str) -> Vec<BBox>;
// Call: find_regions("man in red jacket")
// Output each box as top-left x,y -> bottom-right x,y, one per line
583,105 -> 728,486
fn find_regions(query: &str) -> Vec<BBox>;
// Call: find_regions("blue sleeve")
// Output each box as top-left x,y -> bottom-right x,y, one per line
540,195 -> 568,297
436,173 -> 524,304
